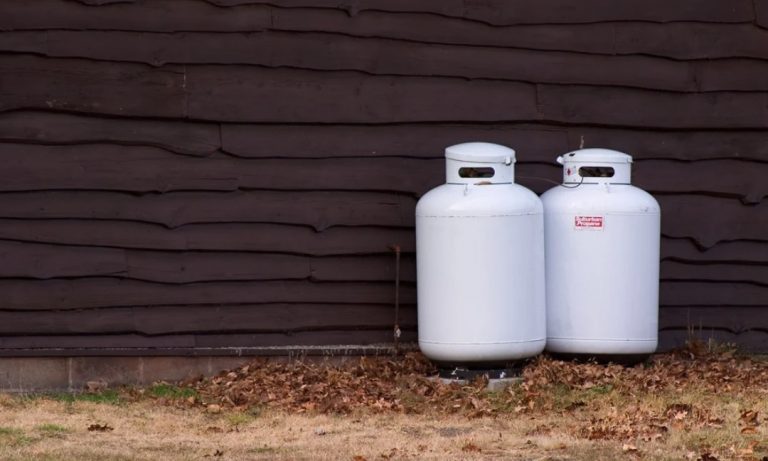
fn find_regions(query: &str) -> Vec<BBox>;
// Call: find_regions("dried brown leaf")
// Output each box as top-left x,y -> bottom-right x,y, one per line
87,423 -> 113,432
741,410 -> 760,426
461,442 -> 482,452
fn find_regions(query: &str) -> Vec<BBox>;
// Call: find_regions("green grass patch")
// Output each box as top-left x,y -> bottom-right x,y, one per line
36,423 -> 70,436
585,384 -> 613,395
146,383 -> 197,400
0,426 -> 38,446
249,445 -> 278,454
0,427 -> 24,436
247,404 -> 265,418
484,390 -> 519,413
545,383 -> 617,412
49,389 -> 122,405
225,411 -> 256,427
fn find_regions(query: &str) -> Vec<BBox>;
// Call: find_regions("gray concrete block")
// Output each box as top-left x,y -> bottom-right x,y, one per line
140,357 -> 212,384
69,357 -> 141,390
0,358 -> 69,393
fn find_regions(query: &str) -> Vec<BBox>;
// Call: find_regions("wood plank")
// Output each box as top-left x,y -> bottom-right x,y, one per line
659,330 -> 768,352
0,278 -> 761,311
1,220 -> 764,264
0,0 -> 271,32
77,0 -> 134,5
569,127 -> 768,162
7,236 -> 766,285
0,241 -> 310,283
0,56 -> 185,118
0,304 -> 416,335
192,330 -> 416,348
193,65 -> 768,125
272,9 -> 620,54
11,7 -> 765,60
0,30 -> 696,92
0,143 -> 446,194
310,255 -> 415,282
0,142 -> 549,196
185,65 -> 539,123
0,279 -> 415,310
538,85 -> 768,129
273,10 -> 768,60
224,124 -> 768,162
3,232 -> 766,284
660,281 -> 768,306
0,220 -> 416,255
613,23 -> 768,60
0,112 -> 220,157
660,306 -> 768,332
657,195 -> 768,248
5,118 -> 764,163
697,59 -> 768,92
661,261 -> 768,285
0,330 -> 415,351
222,124 -> 570,159
633,159 -> 768,204
662,238 -> 768,264
0,241 -> 126,279
757,0 -> 768,28
1,0 -> 753,30
239,0 -> 756,25
2,142 -> 766,203
0,190 -> 416,230
0,192 -> 762,246
190,66 -> 768,126
129,252 -> 415,284
2,55 -> 765,127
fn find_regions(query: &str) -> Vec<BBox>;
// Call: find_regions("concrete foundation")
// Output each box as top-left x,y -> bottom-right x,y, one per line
0,356 -> 251,393
0,345 -> 407,392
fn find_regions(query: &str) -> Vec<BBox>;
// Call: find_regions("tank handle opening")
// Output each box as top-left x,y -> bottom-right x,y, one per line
458,167 -> 495,178
578,166 -> 614,178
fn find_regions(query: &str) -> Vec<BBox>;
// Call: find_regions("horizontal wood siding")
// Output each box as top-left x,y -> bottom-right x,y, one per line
0,0 -> 766,354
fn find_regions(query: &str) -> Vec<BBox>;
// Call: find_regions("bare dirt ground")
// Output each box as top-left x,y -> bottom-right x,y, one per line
1,343 -> 766,460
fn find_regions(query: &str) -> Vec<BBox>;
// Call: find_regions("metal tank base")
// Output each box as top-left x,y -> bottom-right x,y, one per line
437,365 -> 523,380
431,365 -> 524,391
548,352 -> 652,366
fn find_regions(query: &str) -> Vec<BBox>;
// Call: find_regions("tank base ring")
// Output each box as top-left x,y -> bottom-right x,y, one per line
437,365 -> 523,381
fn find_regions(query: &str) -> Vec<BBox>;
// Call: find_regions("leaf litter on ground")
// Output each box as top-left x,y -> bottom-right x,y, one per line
178,343 -> 768,454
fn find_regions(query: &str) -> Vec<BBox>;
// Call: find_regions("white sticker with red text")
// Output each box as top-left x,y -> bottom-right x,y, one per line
574,216 -> 604,230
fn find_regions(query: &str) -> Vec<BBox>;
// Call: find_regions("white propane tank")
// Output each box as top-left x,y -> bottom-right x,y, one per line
416,142 -> 546,364
541,148 -> 661,356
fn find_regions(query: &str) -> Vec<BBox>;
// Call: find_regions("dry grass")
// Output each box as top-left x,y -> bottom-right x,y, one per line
0,396 -> 764,460
0,347 -> 766,460
0,399 -> 687,460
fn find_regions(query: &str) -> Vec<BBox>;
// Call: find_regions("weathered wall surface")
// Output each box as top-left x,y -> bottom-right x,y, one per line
0,0 -> 766,355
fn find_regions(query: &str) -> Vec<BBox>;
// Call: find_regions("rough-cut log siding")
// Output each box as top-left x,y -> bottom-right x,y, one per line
0,0 -> 766,355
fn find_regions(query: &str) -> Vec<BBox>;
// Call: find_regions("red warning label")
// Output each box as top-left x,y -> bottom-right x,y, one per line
575,216 -> 604,230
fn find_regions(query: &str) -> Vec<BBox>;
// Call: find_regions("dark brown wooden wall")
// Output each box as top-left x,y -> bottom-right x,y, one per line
0,0 -> 767,355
